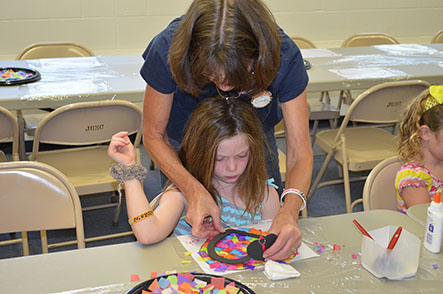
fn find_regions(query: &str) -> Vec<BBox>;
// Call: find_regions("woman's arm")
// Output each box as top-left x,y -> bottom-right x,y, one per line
142,84 -> 224,238
264,89 -> 313,260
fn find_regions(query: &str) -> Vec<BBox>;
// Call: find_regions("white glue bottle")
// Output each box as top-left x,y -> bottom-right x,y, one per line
424,189 -> 443,253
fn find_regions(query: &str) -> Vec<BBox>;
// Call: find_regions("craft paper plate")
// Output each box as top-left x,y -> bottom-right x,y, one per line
126,272 -> 255,294
0,67 -> 41,86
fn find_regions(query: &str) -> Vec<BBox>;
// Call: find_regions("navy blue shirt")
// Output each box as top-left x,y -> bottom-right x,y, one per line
140,17 -> 309,142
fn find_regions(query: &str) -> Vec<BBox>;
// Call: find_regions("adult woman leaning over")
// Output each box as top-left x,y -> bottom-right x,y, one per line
140,0 -> 312,260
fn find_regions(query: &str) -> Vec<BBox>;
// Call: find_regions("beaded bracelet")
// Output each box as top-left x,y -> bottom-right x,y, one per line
128,209 -> 154,225
281,188 -> 306,211
109,163 -> 147,184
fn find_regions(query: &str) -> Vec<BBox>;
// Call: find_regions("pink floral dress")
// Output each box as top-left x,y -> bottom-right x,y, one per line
395,163 -> 443,213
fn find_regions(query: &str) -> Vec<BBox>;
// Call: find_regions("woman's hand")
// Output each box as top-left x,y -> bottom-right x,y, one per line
107,131 -> 137,165
263,203 -> 302,260
185,190 -> 224,238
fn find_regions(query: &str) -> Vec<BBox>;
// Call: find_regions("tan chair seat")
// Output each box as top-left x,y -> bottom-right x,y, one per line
33,146 -> 141,195
316,127 -> 397,171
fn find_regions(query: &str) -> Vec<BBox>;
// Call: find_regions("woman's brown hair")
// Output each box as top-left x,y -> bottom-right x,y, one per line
397,89 -> 443,163
169,0 -> 281,98
178,97 -> 268,217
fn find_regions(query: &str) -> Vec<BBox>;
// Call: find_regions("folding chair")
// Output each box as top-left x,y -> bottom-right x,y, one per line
0,106 -> 19,162
306,80 -> 430,216
16,41 -> 94,60
362,156 -> 402,211
29,100 -> 142,240
341,33 -> 399,48
0,161 -> 85,255
16,41 -> 96,143
431,29 -> 443,43
338,33 -> 400,113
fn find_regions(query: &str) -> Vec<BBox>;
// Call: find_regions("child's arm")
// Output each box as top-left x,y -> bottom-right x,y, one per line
400,186 -> 431,208
261,186 -> 281,220
125,181 -> 186,244
108,132 -> 186,244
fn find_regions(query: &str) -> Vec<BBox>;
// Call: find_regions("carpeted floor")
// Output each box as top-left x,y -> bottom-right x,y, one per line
0,120 -> 365,259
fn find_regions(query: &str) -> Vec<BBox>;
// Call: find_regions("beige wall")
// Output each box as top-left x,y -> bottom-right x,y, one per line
1,0 -> 442,60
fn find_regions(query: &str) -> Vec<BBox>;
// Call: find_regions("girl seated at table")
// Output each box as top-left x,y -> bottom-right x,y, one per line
108,97 -> 280,244
395,85 -> 443,213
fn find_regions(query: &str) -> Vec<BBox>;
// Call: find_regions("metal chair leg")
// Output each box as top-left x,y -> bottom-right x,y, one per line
307,151 -> 335,202
112,189 -> 123,226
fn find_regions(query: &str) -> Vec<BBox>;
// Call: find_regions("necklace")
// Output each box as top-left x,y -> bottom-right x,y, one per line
215,87 -> 242,100
215,86 -> 273,108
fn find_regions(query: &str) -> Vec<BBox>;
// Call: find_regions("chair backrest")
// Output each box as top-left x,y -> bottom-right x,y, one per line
0,161 -> 85,253
16,42 -> 95,60
291,36 -> 316,49
0,106 -> 19,161
363,156 -> 402,211
431,29 -> 443,43
341,33 -> 399,47
31,100 -> 142,158
335,80 -> 430,137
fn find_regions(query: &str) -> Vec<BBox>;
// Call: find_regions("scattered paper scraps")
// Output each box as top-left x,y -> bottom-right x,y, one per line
131,274 -> 141,281
198,227 -> 296,273
140,273 -> 244,294
177,221 -> 318,275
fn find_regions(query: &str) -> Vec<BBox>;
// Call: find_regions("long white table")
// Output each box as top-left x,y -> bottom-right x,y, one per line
303,43 -> 443,92
1,44 -> 442,111
0,55 -> 146,110
1,210 -> 442,294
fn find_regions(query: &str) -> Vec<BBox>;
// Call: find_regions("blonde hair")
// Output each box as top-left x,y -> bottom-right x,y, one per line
397,89 -> 443,163
169,0 -> 281,98
177,97 -> 268,217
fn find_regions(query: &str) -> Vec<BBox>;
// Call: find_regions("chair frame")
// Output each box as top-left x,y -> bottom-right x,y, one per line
431,29 -> 443,43
29,100 -> 142,240
362,156 -> 402,211
16,41 -> 94,60
0,161 -> 85,255
306,80 -> 430,216
341,32 -> 399,48
0,106 -> 19,162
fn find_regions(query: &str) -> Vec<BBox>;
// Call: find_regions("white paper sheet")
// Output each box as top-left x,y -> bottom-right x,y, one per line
177,221 -> 319,275
301,48 -> 342,58
373,44 -> 439,55
328,67 -> 408,80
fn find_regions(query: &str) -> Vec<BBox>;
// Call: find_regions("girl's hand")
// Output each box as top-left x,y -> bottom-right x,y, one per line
107,131 -> 137,165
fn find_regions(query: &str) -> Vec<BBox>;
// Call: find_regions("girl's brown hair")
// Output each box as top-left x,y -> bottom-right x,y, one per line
178,97 -> 268,217
397,89 -> 443,163
169,0 -> 281,98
